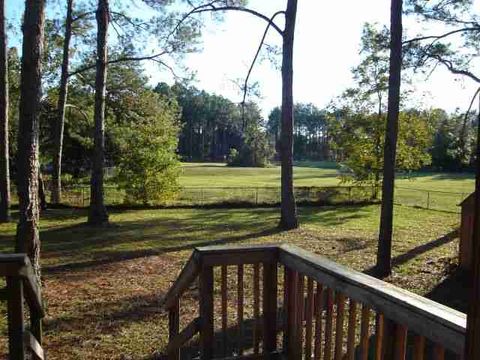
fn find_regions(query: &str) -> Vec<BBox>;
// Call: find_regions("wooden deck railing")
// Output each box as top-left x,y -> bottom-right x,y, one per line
162,244 -> 466,359
0,254 -> 45,360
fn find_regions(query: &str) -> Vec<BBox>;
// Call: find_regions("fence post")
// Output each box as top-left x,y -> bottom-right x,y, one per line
7,277 -> 25,360
349,186 -> 352,203
427,191 -> 430,210
255,188 -> 258,206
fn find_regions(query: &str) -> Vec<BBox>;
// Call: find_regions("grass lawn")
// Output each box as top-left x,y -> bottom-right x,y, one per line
178,162 -> 474,212
180,162 -> 475,193
0,204 -> 463,359
53,162 -> 473,212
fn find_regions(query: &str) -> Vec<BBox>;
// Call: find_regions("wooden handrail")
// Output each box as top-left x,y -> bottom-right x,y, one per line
196,243 -> 279,266
278,244 -> 466,354
162,244 -> 279,310
0,254 -> 44,318
162,252 -> 200,309
163,243 -> 467,358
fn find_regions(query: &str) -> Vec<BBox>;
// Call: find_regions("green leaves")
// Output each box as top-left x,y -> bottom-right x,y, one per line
330,110 -> 434,187
114,92 -> 181,205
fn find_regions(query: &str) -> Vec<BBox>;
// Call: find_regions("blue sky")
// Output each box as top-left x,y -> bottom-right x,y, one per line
6,0 -> 480,118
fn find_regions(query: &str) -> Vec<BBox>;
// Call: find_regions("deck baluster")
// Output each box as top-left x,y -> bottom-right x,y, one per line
346,299 -> 357,360
221,265 -> 228,356
253,263 -> 260,354
334,292 -> 346,360
313,283 -> 324,360
304,278 -> 314,359
324,288 -> 334,359
360,305 -> 371,360
263,260 -> 278,354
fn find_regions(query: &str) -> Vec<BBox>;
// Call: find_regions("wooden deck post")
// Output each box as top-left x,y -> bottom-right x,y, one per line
7,277 -> 25,360
263,260 -> 278,354
199,265 -> 214,360
168,298 -> 180,360
465,96 -> 480,359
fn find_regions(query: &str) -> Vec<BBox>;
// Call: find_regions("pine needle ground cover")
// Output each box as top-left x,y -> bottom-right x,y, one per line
0,204 -> 461,359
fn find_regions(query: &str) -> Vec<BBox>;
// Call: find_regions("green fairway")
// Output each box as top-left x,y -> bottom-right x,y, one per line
179,162 -> 475,193
179,161 -> 341,187
177,162 -> 474,213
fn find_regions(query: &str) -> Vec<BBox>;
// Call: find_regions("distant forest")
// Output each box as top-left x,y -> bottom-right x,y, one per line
157,81 -> 477,172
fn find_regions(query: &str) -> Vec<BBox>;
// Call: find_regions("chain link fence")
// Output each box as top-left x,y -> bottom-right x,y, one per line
394,187 -> 467,213
43,185 -> 376,208
12,183 -> 468,213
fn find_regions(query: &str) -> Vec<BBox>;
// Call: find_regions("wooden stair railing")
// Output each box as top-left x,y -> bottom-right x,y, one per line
162,244 -> 466,359
0,254 -> 45,360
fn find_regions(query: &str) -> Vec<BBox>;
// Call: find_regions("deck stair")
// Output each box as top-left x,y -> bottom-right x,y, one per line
162,244 -> 466,359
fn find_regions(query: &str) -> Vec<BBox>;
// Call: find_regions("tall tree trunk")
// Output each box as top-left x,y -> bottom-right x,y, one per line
373,100 -> 383,200
278,0 -> 298,230
88,0 -> 109,225
16,0 -> 46,281
376,0 -> 403,277
0,0 -> 9,222
51,0 -> 74,205
465,93 -> 480,359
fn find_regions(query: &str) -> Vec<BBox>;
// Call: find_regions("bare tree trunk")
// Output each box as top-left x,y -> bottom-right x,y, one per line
376,0 -> 403,277
465,94 -> 480,359
38,171 -> 47,211
16,0 -> 46,281
0,0 -> 9,222
88,0 -> 109,225
51,0 -> 74,205
373,101 -> 383,200
278,0 -> 298,230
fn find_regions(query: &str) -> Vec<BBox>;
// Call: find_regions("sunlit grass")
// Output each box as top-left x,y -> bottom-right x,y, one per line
179,162 -> 475,193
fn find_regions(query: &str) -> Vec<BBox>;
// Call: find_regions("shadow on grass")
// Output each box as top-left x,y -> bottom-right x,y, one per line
293,161 -> 339,169
44,292 -> 169,348
300,205 -> 372,227
150,310 -> 286,359
392,229 -> 459,267
364,229 -> 459,278
425,269 -> 470,313
2,205 -> 373,274
292,173 -> 339,181
397,171 -> 474,181
43,226 -> 281,274
4,207 -> 89,222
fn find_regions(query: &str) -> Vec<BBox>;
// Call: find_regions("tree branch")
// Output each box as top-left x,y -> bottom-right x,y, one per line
431,54 -> 480,83
65,104 -> 90,122
68,51 -> 168,78
403,27 -> 480,45
192,6 -> 284,35
72,11 -> 95,23
110,11 -> 150,31
464,87 -> 480,122
240,10 -> 284,130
